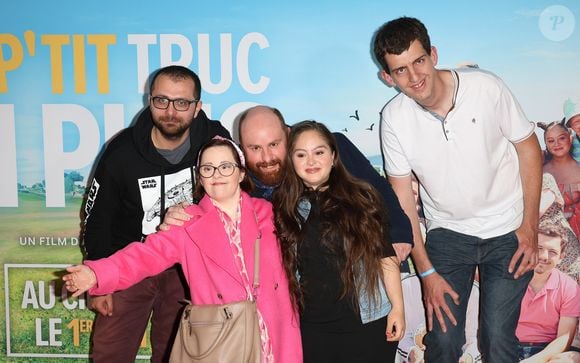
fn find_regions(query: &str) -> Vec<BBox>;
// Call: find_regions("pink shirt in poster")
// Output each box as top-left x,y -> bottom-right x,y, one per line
516,269 -> 580,343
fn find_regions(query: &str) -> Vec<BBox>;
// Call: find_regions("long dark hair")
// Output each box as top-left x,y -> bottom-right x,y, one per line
273,120 -> 391,311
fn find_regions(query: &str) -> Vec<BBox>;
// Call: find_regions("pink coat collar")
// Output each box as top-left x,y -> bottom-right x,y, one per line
183,192 -> 262,290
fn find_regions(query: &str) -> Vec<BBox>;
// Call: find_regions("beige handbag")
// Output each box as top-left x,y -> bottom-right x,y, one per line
169,234 -> 262,363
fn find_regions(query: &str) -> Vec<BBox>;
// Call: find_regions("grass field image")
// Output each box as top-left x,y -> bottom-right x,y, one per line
0,193 -> 152,362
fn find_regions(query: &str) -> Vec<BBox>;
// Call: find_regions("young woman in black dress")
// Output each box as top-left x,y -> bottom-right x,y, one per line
273,121 -> 404,363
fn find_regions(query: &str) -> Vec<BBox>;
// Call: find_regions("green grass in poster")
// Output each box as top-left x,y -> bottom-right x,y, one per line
0,194 -> 153,362
5,266 -> 94,356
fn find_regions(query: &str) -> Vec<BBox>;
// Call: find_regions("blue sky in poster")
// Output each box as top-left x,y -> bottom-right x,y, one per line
1,0 -> 579,187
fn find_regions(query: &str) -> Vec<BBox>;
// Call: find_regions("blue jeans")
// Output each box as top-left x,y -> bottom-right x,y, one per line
517,343 -> 548,360
423,228 -> 532,363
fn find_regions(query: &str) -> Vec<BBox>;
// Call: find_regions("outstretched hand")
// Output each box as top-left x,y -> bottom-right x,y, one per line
63,265 -> 97,297
422,272 -> 459,333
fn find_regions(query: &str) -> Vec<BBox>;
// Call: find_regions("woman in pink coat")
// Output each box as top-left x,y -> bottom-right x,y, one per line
64,137 -> 302,362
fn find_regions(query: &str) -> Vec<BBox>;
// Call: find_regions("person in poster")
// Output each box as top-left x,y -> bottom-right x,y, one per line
566,114 -> 580,165
516,224 -> 580,360
539,173 -> 580,284
538,120 -> 580,238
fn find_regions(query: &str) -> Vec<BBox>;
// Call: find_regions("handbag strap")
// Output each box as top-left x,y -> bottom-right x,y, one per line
251,208 -> 261,298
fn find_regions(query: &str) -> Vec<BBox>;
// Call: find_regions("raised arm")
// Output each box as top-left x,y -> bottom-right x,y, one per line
67,230 -> 186,299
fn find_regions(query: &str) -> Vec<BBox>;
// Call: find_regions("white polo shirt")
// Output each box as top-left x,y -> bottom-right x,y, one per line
380,68 -> 534,238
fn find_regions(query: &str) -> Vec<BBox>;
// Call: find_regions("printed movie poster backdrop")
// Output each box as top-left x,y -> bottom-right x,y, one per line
1,1 -> 579,361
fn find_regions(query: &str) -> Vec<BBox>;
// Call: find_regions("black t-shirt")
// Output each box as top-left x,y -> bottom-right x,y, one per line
297,191 -> 394,331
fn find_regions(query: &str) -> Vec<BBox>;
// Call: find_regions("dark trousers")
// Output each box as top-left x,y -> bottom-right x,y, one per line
517,342 -> 549,360
90,266 -> 188,363
423,228 -> 532,363
301,316 -> 398,363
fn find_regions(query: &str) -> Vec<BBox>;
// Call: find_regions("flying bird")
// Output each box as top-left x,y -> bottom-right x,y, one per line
341,128 -> 348,133
366,123 -> 375,131
349,110 -> 360,121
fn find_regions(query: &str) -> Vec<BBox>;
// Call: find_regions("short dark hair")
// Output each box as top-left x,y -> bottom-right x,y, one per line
373,17 -> 431,74
149,65 -> 202,100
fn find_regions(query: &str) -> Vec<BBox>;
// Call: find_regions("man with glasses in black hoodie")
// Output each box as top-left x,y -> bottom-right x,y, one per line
82,65 -> 229,363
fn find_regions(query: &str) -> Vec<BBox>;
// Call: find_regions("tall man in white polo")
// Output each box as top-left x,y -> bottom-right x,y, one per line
373,17 -> 543,363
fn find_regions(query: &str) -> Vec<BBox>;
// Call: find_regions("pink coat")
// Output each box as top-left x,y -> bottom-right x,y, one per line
86,192 -> 302,362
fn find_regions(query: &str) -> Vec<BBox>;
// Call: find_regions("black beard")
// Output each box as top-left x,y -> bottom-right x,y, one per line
153,116 -> 190,140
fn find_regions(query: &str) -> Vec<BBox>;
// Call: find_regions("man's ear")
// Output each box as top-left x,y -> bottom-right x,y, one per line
430,46 -> 438,66
380,70 -> 397,87
193,100 -> 203,118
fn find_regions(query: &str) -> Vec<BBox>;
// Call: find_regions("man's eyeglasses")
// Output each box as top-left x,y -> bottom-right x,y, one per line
198,162 -> 239,178
151,96 -> 198,112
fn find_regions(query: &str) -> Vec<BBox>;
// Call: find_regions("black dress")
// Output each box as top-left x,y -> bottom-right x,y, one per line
298,192 -> 398,363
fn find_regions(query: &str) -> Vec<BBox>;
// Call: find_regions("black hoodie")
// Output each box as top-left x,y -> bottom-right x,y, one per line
82,108 -> 230,260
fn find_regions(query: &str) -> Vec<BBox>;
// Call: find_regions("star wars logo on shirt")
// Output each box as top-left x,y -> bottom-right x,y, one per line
139,168 -> 195,235
140,179 -> 157,189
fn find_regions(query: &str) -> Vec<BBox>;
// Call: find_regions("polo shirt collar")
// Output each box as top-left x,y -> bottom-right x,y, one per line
530,269 -> 560,298
416,69 -> 460,122
543,269 -> 560,291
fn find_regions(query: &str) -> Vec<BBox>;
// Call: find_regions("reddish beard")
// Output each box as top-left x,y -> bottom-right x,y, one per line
250,159 -> 285,186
